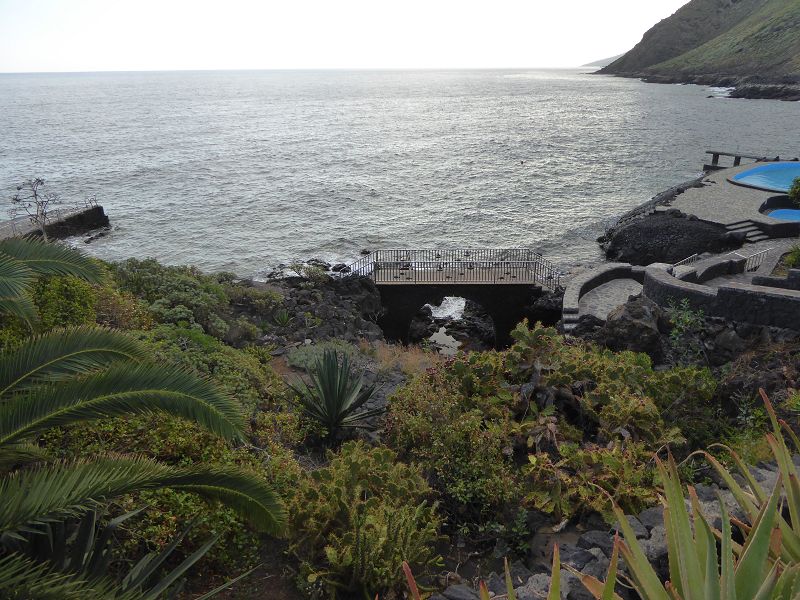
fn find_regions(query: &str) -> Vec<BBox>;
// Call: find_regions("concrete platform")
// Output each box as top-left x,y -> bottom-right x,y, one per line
661,162 -> 793,228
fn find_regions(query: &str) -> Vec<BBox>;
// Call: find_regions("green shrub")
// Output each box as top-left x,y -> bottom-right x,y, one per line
94,282 -> 153,330
508,321 -> 716,446
286,339 -> 362,371
141,324 -> 284,413
385,366 -> 521,527
34,275 -> 97,329
525,441 -> 658,521
113,258 -> 229,336
288,442 -> 442,597
785,244 -> 800,268
790,175 -> 800,206
225,283 -> 283,313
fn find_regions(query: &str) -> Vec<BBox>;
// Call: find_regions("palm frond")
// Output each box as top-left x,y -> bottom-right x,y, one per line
0,238 -> 104,284
0,294 -> 39,327
0,456 -> 286,536
0,552 -> 124,599
0,254 -> 36,299
0,443 -> 50,472
0,327 -> 148,397
0,362 -> 245,446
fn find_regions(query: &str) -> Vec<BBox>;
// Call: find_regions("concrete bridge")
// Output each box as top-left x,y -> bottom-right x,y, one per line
348,248 -> 563,347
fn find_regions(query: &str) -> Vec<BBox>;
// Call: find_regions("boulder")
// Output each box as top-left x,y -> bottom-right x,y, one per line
577,530 -> 614,558
602,297 -> 667,361
604,212 -> 743,265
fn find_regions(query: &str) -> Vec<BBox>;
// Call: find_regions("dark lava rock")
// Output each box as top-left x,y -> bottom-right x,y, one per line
409,305 -> 437,343
637,506 -> 664,531
602,297 -> 668,362
613,515 -> 648,539
604,211 -> 743,265
306,258 -> 331,270
507,561 -> 535,588
558,544 -> 596,570
331,263 -> 351,273
730,84 -> 800,102
577,530 -> 614,558
441,584 -> 479,600
569,314 -> 605,341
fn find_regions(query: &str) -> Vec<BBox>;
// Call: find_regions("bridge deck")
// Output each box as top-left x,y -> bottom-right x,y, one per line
348,249 -> 563,290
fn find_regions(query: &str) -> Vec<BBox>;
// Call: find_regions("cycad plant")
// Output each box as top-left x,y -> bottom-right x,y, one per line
0,238 -> 285,597
288,348 -> 382,443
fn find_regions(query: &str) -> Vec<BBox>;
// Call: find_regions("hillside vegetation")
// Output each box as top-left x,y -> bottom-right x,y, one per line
601,0 -> 800,82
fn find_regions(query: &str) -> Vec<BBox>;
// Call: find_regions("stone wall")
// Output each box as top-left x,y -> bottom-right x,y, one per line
752,269 -> 800,291
562,263 -> 645,330
643,265 -> 800,329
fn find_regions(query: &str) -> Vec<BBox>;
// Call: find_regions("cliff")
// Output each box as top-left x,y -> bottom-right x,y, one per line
600,0 -> 800,86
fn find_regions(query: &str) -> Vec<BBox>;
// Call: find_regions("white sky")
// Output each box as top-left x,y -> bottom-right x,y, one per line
0,0 -> 689,72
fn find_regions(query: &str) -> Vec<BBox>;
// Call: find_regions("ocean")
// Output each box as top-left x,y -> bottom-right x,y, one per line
0,69 -> 797,278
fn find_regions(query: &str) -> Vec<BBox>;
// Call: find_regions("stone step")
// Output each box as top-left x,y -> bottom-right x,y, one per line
726,220 -> 756,230
745,234 -> 771,243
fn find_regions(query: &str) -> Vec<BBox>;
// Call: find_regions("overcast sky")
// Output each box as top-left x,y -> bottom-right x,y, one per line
0,0 -> 689,72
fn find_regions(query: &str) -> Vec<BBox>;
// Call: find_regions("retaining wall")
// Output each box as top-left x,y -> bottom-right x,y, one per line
643,266 -> 800,329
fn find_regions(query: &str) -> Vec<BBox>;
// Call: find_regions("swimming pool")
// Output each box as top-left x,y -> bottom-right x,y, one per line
730,162 -> 800,193
766,208 -> 800,221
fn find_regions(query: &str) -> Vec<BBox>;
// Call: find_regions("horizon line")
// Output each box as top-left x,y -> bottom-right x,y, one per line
0,65 -> 604,76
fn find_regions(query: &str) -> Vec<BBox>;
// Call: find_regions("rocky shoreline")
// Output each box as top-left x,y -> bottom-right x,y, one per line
602,71 -> 800,102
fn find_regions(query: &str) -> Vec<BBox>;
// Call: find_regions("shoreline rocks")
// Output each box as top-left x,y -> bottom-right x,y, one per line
602,210 -> 743,265
602,72 -> 800,102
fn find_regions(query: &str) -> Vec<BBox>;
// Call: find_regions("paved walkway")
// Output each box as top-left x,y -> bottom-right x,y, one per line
578,278 -> 643,320
661,163 -> 788,227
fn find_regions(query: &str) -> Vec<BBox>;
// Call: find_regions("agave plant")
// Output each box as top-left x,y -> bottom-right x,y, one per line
288,349 -> 382,442
537,389 -> 800,599
0,238 -> 285,596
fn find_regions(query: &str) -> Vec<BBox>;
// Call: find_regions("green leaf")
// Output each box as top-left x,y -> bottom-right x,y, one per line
547,544 -> 560,600
734,474 -> 781,599
0,327 -> 148,397
0,456 -> 286,536
0,362 -> 245,446
0,238 -> 103,283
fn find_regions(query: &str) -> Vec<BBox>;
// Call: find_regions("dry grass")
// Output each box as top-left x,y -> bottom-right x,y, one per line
358,340 -> 442,376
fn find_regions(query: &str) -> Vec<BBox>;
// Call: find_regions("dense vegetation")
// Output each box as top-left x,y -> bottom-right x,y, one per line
4,238 -> 797,598
601,0 -> 800,81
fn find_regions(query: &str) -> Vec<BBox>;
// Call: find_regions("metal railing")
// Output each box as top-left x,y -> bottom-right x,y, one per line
672,253 -> 701,269
348,248 -> 563,290
728,247 -> 773,273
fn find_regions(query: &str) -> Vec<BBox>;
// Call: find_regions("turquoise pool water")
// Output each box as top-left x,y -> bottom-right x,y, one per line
731,162 -> 800,193
767,209 -> 800,221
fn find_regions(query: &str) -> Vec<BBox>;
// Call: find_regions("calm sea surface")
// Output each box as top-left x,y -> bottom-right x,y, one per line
0,69 -> 797,277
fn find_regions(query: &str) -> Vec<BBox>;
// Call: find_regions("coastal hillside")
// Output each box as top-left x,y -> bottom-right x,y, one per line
601,0 -> 800,82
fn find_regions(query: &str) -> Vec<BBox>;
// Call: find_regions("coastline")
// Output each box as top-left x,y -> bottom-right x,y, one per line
597,70 -> 800,101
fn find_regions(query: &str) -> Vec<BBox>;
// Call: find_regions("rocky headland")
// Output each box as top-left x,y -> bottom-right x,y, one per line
598,0 -> 800,101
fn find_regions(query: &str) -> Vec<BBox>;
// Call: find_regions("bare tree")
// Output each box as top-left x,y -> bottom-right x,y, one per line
10,178 -> 60,241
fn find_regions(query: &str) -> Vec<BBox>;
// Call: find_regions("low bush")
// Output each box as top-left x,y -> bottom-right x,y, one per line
286,339 -> 362,372
34,274 -> 97,329
386,321 -> 718,540
784,244 -> 800,268
790,175 -> 800,206
385,363 -> 522,542
525,441 -> 658,521
113,258 -> 229,336
288,442 -> 442,597
142,324 -> 284,413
